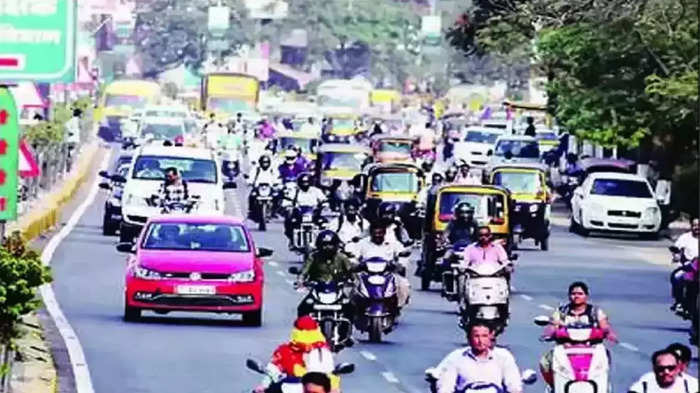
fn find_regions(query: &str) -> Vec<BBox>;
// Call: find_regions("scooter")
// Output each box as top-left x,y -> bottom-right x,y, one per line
353,257 -> 400,343
424,366 -> 537,393
290,205 -> 324,259
246,358 -> 354,393
251,183 -> 274,231
534,316 -> 611,393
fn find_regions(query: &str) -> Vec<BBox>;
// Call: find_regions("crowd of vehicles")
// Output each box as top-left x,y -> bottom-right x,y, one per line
93,78 -> 693,392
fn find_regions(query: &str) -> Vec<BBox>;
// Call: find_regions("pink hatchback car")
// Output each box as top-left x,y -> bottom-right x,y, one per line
117,215 -> 272,326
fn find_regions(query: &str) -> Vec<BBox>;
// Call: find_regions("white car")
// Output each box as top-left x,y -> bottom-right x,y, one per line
118,144 -> 235,242
136,116 -> 187,144
570,172 -> 661,238
486,135 -> 541,176
453,127 -> 504,168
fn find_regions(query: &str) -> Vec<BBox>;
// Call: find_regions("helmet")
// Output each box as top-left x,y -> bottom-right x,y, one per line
454,202 -> 474,217
297,173 -> 312,187
432,172 -> 445,183
258,154 -> 271,165
284,149 -> 297,159
421,157 -> 435,171
316,230 -> 340,249
379,202 -> 398,217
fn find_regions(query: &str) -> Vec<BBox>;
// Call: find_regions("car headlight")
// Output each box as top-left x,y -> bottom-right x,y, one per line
320,177 -> 332,187
228,269 -> 255,283
133,266 -> 162,280
644,207 -> 660,220
529,204 -> 539,213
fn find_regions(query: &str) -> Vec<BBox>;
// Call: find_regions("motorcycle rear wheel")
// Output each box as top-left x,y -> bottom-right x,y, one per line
258,203 -> 267,231
369,317 -> 382,343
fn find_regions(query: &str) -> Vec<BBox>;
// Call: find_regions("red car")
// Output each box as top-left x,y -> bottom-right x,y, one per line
117,215 -> 272,326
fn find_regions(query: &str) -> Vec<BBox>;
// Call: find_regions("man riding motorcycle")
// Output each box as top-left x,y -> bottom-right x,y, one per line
218,126 -> 243,179
539,281 -> 617,388
445,202 -> 479,245
327,199 -> 369,244
377,202 -> 412,247
254,316 -> 339,393
279,149 -> 307,183
284,174 -> 327,248
248,155 -> 280,221
445,166 -> 458,184
297,230 -> 355,317
153,167 -> 190,210
456,160 -> 481,185
670,218 -> 699,313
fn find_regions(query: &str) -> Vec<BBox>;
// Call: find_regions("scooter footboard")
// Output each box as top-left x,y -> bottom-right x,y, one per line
466,277 -> 509,305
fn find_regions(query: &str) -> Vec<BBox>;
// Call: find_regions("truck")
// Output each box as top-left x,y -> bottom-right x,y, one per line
200,73 -> 260,119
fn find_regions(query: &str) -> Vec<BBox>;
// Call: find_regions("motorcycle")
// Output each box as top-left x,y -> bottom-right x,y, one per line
669,246 -> 698,344
439,240 -> 471,302
445,257 -> 513,335
559,172 -> 581,210
534,316 -> 611,393
290,205 -> 325,258
425,367 -> 537,393
289,268 -> 354,352
146,194 -> 200,214
353,257 -> 400,343
246,358 -> 354,393
251,183 -> 275,231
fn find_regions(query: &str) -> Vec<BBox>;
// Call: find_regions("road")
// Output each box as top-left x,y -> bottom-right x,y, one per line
48,150 -> 695,393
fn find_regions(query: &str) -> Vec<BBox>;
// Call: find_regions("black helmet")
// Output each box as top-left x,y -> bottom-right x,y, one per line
297,173 -> 312,186
455,202 -> 474,217
379,202 -> 397,216
316,230 -> 339,249
259,155 -> 271,165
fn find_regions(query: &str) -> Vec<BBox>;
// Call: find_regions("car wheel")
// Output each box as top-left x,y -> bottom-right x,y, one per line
640,231 -> 659,241
103,214 -> 116,236
420,270 -> 431,291
540,236 -> 549,251
119,223 -> 132,243
243,309 -> 262,327
569,216 -> 578,233
123,303 -> 141,322
578,211 -> 590,237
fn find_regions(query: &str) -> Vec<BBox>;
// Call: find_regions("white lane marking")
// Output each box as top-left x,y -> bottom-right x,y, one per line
619,342 -> 639,352
381,371 -> 400,384
276,270 -> 286,277
39,152 -> 111,393
520,294 -> 533,301
538,304 -> 555,311
268,261 -> 279,267
360,351 -> 376,361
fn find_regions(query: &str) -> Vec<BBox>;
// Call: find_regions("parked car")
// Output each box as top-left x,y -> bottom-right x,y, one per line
570,172 -> 661,238
117,215 -> 272,325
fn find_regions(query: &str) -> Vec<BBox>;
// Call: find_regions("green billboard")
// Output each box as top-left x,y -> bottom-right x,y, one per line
0,0 -> 77,82
0,88 -> 19,221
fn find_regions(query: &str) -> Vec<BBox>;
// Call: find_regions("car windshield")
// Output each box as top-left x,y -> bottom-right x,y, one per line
105,94 -> 148,109
370,172 -> 418,192
438,192 -> 506,222
590,179 -> 652,198
144,110 -> 187,118
465,131 -> 500,144
132,155 -> 217,183
140,123 -> 183,139
495,139 -> 540,158
142,223 -> 249,252
280,137 -> 316,153
379,141 -> 412,154
492,171 -> 542,193
321,152 -> 366,170
208,97 -> 253,113
536,132 -> 558,141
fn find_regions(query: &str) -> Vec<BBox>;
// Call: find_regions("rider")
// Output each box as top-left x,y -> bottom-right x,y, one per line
445,166 -> 458,183
433,321 -> 523,393
445,202 -> 479,245
347,222 -> 411,309
247,155 -> 280,220
254,316 -> 338,393
671,218 -> 699,312
279,148 -> 306,183
284,174 -> 327,248
377,202 -> 412,247
297,230 -> 355,317
456,160 -> 481,185
218,125 -> 243,178
327,199 -> 369,244
539,281 -> 617,388
155,167 -> 189,208
461,226 -> 509,268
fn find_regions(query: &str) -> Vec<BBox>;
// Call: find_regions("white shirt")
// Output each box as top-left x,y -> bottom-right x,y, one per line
674,232 -> 699,261
347,237 -> 403,262
436,347 -> 523,393
629,372 -> 698,393
293,187 -> 326,207
456,172 -> 482,185
247,166 -> 279,187
328,215 -> 369,243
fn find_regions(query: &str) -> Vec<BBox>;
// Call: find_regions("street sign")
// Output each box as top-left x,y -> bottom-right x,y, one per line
0,88 -> 19,220
208,6 -> 230,37
19,140 -> 39,178
0,0 -> 77,82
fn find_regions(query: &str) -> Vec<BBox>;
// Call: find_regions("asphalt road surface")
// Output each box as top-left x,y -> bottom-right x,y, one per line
49,152 -> 696,393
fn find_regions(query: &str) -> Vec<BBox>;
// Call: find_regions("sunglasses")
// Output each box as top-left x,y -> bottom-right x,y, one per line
655,365 -> 677,372
478,233 -> 490,238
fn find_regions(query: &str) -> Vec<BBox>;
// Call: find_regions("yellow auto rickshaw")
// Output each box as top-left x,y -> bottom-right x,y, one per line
489,164 -> 550,250
322,113 -> 360,143
418,184 -> 512,290
353,163 -> 425,223
315,144 -> 372,210
370,134 -> 417,163
276,131 -> 321,163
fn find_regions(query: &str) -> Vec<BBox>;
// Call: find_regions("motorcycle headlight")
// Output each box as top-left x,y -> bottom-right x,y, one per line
258,185 -> 271,197
133,266 -> 162,280
228,269 -> 255,283
302,213 -> 314,222
529,204 -> 539,213
318,292 -> 338,304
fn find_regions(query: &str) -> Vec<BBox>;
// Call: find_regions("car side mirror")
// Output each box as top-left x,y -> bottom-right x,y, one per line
111,174 -> 127,183
522,369 -> 537,385
334,362 -> 355,375
98,182 -> 111,190
223,181 -> 237,189
288,266 -> 301,275
486,150 -> 493,156
98,170 -> 110,178
533,315 -> 550,326
256,247 -> 273,258
116,242 -> 135,253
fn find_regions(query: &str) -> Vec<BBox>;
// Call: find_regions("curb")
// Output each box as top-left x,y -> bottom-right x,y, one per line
8,143 -> 99,242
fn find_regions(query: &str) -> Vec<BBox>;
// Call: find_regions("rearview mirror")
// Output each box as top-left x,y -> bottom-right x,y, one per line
111,174 -> 127,183
522,369 -> 537,385
98,170 -> 110,178
223,181 -> 237,189
116,242 -> 135,253
398,250 -> 411,258
486,150 -> 493,156
98,182 -> 111,190
533,315 -> 550,326
334,362 -> 355,375
245,358 -> 265,374
288,266 -> 301,275
256,247 -> 273,258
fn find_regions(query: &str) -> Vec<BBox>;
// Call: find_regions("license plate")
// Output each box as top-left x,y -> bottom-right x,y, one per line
176,285 -> 215,295
313,304 -> 342,310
